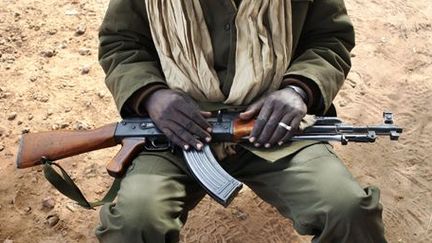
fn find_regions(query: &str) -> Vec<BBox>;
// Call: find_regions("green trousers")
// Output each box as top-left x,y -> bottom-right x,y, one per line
95,143 -> 386,243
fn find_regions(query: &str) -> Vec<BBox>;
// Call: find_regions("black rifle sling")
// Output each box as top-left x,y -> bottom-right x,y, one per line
42,160 -> 120,209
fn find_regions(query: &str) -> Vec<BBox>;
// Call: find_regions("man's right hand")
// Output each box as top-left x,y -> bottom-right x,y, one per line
143,89 -> 212,150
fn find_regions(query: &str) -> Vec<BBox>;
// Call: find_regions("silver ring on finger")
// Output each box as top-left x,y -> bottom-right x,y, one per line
278,122 -> 292,131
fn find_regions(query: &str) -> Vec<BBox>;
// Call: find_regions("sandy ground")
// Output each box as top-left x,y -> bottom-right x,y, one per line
0,0 -> 431,242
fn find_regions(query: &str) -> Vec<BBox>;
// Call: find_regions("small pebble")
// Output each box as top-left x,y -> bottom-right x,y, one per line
74,121 -> 90,130
0,92 -> 11,99
59,42 -> 67,49
78,48 -> 91,56
17,121 -> 23,125
21,128 -> 30,134
42,49 -> 56,58
97,92 -> 105,98
28,114 -> 33,120
46,214 -> 60,227
42,196 -> 55,210
0,145 -> 5,152
75,24 -> 87,36
29,77 -> 37,82
7,112 -> 17,121
232,208 -> 248,220
95,188 -> 105,195
24,206 -> 32,214
66,204 -> 76,212
48,29 -> 57,35
39,96 -> 49,103
80,65 -> 90,74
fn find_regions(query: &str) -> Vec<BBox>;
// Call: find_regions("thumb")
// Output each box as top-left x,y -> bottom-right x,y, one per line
200,111 -> 212,118
239,99 -> 265,120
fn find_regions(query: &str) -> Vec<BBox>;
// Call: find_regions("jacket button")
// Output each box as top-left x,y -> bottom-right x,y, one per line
224,24 -> 230,31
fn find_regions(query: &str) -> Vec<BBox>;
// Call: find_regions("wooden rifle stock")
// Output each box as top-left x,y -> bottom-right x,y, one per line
105,138 -> 146,177
16,123 -> 118,169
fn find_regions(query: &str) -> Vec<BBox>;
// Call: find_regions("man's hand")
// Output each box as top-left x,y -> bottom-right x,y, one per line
143,89 -> 212,150
239,88 -> 307,148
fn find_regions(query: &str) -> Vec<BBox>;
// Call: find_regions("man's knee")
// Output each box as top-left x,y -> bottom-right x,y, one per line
343,186 -> 383,219
294,187 -> 384,241
292,163 -> 384,237
325,186 -> 382,221
115,174 -> 186,231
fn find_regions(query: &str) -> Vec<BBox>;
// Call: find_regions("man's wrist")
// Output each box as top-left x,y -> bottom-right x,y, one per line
128,83 -> 168,116
286,85 -> 308,105
280,77 -> 315,110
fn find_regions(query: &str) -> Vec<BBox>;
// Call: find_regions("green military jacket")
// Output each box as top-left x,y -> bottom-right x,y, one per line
98,0 -> 355,160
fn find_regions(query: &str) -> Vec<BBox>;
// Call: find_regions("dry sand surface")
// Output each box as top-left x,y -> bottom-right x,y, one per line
0,0 -> 431,242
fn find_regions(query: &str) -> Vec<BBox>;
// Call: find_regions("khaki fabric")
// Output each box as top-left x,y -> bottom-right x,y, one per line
96,143 -> 386,243
144,0 -> 292,105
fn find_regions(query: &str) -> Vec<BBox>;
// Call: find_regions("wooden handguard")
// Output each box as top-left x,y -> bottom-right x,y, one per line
16,123 -> 118,168
233,118 -> 255,141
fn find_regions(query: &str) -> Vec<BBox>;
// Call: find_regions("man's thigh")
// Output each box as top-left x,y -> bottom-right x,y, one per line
117,151 -> 206,218
229,143 -> 370,233
96,151 -> 205,242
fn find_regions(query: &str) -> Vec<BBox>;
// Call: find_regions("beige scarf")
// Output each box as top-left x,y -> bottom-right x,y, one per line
145,0 -> 292,105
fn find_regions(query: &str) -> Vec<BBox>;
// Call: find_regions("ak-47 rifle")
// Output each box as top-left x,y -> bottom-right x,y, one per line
16,112 -> 402,207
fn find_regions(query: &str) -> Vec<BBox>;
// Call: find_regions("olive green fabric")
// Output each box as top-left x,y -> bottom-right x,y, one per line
96,143 -> 386,242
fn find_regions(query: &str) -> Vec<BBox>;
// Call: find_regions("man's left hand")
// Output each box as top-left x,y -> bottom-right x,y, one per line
239,88 -> 307,148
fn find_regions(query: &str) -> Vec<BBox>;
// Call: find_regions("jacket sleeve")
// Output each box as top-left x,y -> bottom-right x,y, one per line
285,0 -> 355,114
99,0 -> 167,117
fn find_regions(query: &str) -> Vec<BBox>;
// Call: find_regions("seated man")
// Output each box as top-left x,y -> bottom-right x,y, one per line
96,0 -> 387,242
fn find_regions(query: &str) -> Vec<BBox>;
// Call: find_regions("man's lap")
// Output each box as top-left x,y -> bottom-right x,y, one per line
97,143 -> 384,242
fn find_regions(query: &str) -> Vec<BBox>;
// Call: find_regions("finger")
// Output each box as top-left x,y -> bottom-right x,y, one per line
168,121 -> 204,150
268,113 -> 295,146
177,106 -> 212,133
249,101 -> 273,145
172,112 -> 212,142
200,111 -> 213,132
257,107 -> 285,147
281,115 -> 303,144
200,111 -> 212,118
239,98 -> 265,120
290,115 -> 304,131
162,128 -> 190,150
